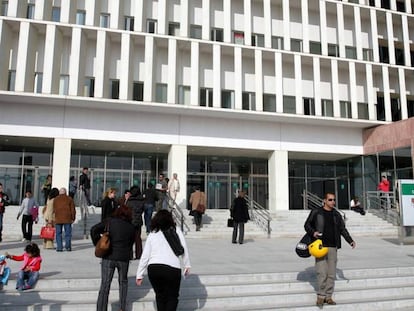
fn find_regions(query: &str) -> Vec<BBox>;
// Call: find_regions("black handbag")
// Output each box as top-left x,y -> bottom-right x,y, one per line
162,226 -> 184,256
227,218 -> 234,227
295,233 -> 314,258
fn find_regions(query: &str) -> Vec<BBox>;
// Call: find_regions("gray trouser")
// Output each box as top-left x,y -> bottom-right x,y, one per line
232,222 -> 245,243
315,247 -> 337,298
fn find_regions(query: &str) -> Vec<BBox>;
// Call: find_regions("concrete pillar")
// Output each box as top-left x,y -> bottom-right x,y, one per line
354,6 -> 363,61
398,68 -> 407,120
15,22 -> 35,92
255,49 -> 263,112
336,3 -> 345,58
143,36 -> 154,102
0,21 -> 11,90
95,30 -> 109,98
180,0 -> 189,37
313,57 -> 321,116
319,0 -> 327,56
301,0 -> 309,54
190,41 -> 199,106
213,44 -> 221,108
275,52 -> 283,113
268,150 -> 289,212
60,0 -> 76,24
349,62 -> 358,119
223,0 -> 231,43
43,24 -> 62,94
167,38 -> 177,104
52,138 -> 71,191
234,47 -> 242,110
331,59 -> 340,117
244,0 -> 252,46
386,12 -> 395,65
202,0 -> 210,41
133,0 -> 144,32
294,54 -> 302,114
68,27 -> 84,96
168,145 -> 187,210
263,0 -> 272,48
119,33 -> 132,100
158,0 -> 167,35
382,66 -> 392,122
370,9 -> 379,63
282,0 -> 290,50
365,63 -> 376,121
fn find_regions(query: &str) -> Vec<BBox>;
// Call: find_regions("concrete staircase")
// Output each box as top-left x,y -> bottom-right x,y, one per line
2,266 -> 414,310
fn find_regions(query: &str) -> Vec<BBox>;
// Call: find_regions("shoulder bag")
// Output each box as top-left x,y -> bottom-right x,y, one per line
95,221 -> 111,258
196,194 -> 206,214
162,226 -> 184,256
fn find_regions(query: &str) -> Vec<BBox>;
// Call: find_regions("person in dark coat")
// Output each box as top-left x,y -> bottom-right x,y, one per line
100,188 -> 117,221
126,186 -> 145,259
143,183 -> 157,234
231,190 -> 250,244
91,205 -> 135,311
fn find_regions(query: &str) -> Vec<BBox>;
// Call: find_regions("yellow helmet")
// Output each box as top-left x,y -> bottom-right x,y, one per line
309,239 -> 328,258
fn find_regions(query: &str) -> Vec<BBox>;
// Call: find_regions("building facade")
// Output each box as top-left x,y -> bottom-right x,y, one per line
0,0 -> 413,210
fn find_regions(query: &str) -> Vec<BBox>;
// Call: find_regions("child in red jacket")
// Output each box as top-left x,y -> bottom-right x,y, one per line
6,243 -> 42,291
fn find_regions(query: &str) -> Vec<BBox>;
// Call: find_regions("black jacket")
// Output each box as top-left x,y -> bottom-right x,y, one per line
127,195 -> 145,228
231,197 -> 250,223
304,207 -> 353,249
91,218 -> 135,261
79,173 -> 90,189
101,197 -> 117,222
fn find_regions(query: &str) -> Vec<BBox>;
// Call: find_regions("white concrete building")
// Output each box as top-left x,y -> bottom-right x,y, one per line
0,0 -> 413,211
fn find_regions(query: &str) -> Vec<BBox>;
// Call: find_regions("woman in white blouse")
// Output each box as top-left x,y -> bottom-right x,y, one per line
136,210 -> 191,311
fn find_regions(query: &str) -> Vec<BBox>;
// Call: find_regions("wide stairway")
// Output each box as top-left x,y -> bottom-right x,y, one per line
3,206 -> 413,310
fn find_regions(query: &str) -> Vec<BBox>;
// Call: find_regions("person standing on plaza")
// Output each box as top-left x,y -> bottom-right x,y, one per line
91,205 -> 136,311
143,183 -> 157,234
41,175 -> 52,205
53,188 -> 76,252
118,189 -> 131,207
155,174 -> 168,211
42,187 -> 59,249
79,167 -> 92,206
377,174 -> 390,209
101,188 -> 118,221
304,192 -> 356,307
126,186 -> 145,260
231,190 -> 250,244
68,176 -> 77,199
136,210 -> 191,311
0,183 -> 10,242
167,173 -> 180,207
189,186 -> 206,231
17,190 -> 38,242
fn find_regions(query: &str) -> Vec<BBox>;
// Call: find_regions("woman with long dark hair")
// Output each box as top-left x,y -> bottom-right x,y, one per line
91,205 -> 136,311
136,210 -> 191,311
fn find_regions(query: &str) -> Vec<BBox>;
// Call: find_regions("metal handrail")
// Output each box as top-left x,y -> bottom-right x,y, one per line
302,190 -> 347,221
166,193 -> 191,234
244,194 -> 272,237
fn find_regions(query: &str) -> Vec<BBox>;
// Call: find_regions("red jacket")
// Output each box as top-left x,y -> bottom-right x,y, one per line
378,180 -> 390,192
10,253 -> 42,272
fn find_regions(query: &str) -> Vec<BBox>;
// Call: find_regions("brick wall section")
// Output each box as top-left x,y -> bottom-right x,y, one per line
363,118 -> 414,163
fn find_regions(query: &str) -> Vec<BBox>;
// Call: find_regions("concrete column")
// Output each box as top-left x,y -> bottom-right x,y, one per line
294,54 -> 302,114
0,21 -> 11,90
282,0 -> 290,50
158,0 -> 167,35
95,30 -> 109,98
213,44 -> 221,108
109,0 -> 121,30
386,12 -> 395,65
133,0 -> 144,32
365,63 -> 376,120
263,0 -> 272,48
52,138 -> 71,191
15,22 -> 35,92
167,38 -> 177,104
354,6 -> 363,61
406,0 -> 412,14
202,0 -> 210,41
319,0 -> 327,56
275,52 -> 283,113
35,0 -> 52,20
60,0 -> 76,24
244,0 -> 252,46
168,145 -> 187,210
313,57 -> 321,116
349,62 -> 358,119
401,16 -> 411,67
119,33 -> 132,100
234,47 -> 242,110
255,49 -> 263,112
382,66 -> 392,122
301,0 -> 309,54
268,150 -> 289,212
7,0 -> 22,17
190,41 -> 199,106
43,24 -> 62,94
336,3 -> 345,58
331,59 -> 340,117
85,0 -> 100,27
180,0 -> 189,37
398,68 -> 408,120
68,28 -> 84,96
143,36 -> 154,102
223,0 -> 231,43
370,9 -> 379,63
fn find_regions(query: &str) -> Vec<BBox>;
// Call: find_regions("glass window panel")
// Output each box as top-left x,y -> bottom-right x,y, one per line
303,98 -> 315,115
263,94 -> 276,112
51,7 -> 60,22
8,70 -> 16,91
357,102 -> 369,120
26,4 -> 35,19
76,10 -> 86,25
407,99 -> 414,118
221,90 -> 234,109
340,101 -> 352,118
345,46 -> 357,59
322,99 -> 333,117
84,77 -> 95,97
233,31 -> 244,44
242,92 -> 256,111
363,48 -> 373,61
110,80 -> 119,99
59,75 -> 69,95
178,85 -> 190,105
155,83 -> 167,103
1,1 -> 8,16
133,82 -> 144,101
391,97 -> 402,121
147,19 -> 157,33
200,88 -> 213,107
310,41 -> 322,55
124,16 -> 134,31
283,96 -> 296,114
34,73 -> 43,93
187,155 -> 206,173
100,14 -> 110,28
291,39 -> 302,52
168,22 -> 180,36
190,25 -> 202,39
376,96 -> 385,121
252,34 -> 264,47
328,44 -> 339,57
272,36 -> 283,50
211,28 -> 223,42
106,154 -> 132,170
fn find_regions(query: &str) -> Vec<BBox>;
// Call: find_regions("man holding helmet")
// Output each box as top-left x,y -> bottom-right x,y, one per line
304,192 -> 356,307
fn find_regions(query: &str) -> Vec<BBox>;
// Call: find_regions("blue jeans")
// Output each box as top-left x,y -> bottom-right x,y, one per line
97,258 -> 130,311
0,213 -> 3,240
144,203 -> 154,233
16,270 -> 39,289
55,223 -> 72,251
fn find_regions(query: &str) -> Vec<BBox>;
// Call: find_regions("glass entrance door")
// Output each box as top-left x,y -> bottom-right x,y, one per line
22,167 -> 51,205
207,174 -> 231,209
